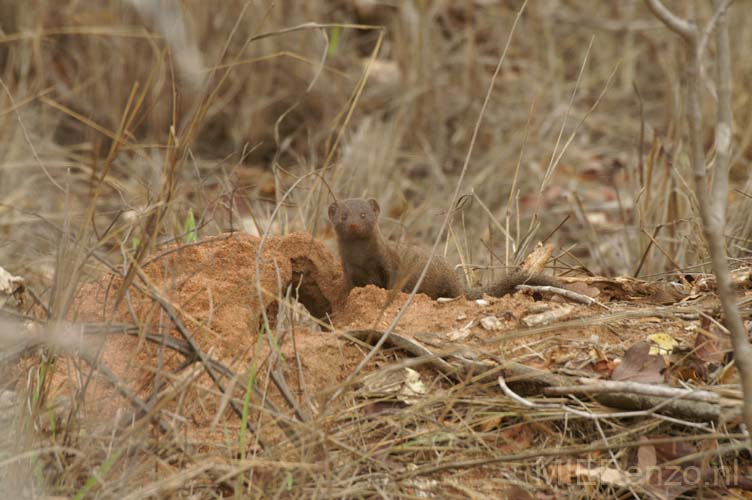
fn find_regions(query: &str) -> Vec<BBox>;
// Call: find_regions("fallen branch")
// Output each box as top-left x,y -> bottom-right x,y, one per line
344,328 -> 731,422
517,284 -> 609,309
545,378 -> 723,403
499,375 -> 709,429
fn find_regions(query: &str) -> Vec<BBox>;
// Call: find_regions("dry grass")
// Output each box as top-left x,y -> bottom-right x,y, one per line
2,0 -> 752,497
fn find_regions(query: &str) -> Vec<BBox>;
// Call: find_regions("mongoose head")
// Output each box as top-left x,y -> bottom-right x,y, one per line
328,198 -> 380,240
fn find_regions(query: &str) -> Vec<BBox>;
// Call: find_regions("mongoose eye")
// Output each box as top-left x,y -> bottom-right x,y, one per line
340,214 -> 347,222
360,213 -> 366,219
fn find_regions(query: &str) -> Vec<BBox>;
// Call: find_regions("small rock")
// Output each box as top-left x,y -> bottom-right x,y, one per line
480,316 -> 503,331
527,303 -> 551,314
447,328 -> 471,341
437,297 -> 458,303
522,304 -> 575,327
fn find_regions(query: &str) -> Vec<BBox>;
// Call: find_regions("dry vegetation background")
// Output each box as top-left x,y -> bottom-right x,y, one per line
1,0 -> 751,279
2,0 -> 752,498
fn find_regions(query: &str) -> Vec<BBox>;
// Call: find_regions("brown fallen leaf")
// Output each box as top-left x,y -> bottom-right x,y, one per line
653,440 -> 701,465
637,441 -> 657,472
591,358 -> 617,376
694,321 -> 732,366
474,415 -> 501,433
636,437 -> 732,499
520,242 -> 554,274
547,461 -> 578,485
611,341 -> 665,383
667,353 -> 707,384
363,401 -> 406,416
503,484 -> 534,500
565,281 -> 601,298
497,424 -> 534,454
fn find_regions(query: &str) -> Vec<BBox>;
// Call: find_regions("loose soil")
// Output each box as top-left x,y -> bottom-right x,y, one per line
38,231 -> 727,454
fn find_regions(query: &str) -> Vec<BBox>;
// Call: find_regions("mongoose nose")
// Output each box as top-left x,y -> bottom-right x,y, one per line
348,223 -> 359,232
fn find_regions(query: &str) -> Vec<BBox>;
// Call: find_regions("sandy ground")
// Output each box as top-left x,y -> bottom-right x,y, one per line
40,231 -> 721,450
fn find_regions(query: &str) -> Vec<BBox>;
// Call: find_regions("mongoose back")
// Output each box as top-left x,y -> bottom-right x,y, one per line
328,198 -> 560,300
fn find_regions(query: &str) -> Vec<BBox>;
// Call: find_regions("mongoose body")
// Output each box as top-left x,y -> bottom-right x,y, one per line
328,198 -> 559,300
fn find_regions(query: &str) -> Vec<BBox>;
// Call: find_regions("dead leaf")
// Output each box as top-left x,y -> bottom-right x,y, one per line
694,324 -> 732,365
520,243 -> 554,274
566,281 -> 601,298
567,276 -> 683,304
363,401 -> 405,415
717,362 -> 739,385
637,442 -> 657,472
362,367 -> 427,404
497,424 -> 534,453
547,461 -> 577,485
649,333 -> 679,355
0,266 -> 24,309
667,354 -> 707,383
591,358 -> 617,376
653,440 -> 700,465
574,465 -> 631,488
476,414 -> 502,432
611,341 -> 665,383
503,484 -> 534,500
641,439 -> 708,499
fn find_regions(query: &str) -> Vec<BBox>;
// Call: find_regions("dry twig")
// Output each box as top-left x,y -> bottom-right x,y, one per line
644,0 -> 752,443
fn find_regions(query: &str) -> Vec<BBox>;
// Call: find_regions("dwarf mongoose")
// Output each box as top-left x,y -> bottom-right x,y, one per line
328,198 -> 560,300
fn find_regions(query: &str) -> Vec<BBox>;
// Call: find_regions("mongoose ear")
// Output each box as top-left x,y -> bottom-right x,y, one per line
368,198 -> 380,214
328,202 -> 338,220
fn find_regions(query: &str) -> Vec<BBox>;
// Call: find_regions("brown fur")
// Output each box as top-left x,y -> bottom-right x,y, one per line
328,198 -> 560,300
